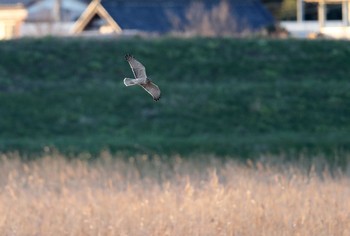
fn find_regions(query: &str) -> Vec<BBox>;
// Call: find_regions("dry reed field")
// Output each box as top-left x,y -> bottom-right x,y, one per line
0,152 -> 350,236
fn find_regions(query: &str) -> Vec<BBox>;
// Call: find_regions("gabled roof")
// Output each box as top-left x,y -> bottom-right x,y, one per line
101,0 -> 274,33
73,0 -> 122,34
74,0 -> 274,34
101,0 -> 187,33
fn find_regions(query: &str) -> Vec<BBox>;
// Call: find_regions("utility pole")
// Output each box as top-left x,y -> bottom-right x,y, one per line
297,0 -> 304,22
53,0 -> 62,22
342,0 -> 349,26
318,0 -> 326,28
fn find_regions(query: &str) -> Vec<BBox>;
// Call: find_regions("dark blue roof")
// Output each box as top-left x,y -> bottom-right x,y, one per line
101,0 -> 274,34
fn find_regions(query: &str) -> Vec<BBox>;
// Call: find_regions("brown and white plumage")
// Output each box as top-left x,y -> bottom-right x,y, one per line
124,54 -> 161,101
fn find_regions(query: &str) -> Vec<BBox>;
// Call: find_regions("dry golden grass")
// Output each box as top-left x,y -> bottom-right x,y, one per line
0,152 -> 349,236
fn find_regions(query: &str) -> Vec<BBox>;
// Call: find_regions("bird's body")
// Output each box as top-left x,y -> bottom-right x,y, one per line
124,54 -> 161,101
123,77 -> 148,86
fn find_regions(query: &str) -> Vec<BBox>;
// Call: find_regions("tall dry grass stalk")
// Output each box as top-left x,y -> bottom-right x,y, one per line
0,152 -> 349,235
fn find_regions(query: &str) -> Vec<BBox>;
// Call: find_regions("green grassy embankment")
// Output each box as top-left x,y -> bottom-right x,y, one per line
0,37 -> 350,157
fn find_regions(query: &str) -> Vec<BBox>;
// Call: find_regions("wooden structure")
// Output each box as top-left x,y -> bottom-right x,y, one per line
72,0 -> 122,34
0,4 -> 27,39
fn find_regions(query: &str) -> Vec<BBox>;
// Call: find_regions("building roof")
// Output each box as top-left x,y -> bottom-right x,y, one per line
100,0 -> 274,33
26,0 -> 87,22
74,0 -> 274,35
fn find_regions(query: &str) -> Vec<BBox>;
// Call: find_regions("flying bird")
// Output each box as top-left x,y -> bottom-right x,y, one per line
124,54 -> 161,101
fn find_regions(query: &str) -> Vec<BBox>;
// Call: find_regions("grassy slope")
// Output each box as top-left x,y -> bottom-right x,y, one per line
0,37 -> 350,157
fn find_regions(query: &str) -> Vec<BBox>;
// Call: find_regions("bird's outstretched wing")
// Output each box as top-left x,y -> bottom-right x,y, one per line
125,54 -> 147,79
141,81 -> 161,101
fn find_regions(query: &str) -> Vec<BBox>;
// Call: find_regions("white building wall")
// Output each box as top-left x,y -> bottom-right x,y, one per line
20,22 -> 75,37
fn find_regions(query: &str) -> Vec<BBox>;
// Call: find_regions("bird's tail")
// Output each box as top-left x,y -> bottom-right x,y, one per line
124,78 -> 137,86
